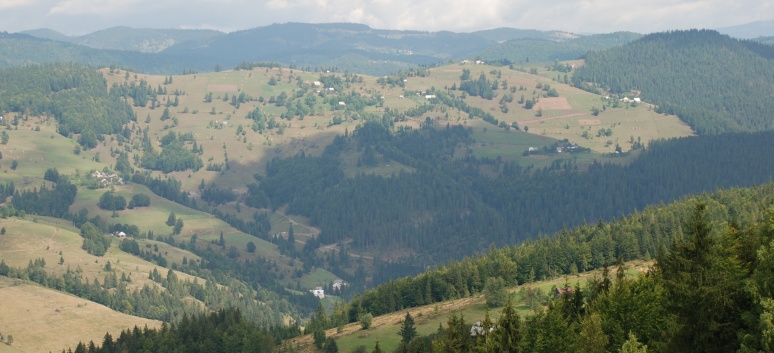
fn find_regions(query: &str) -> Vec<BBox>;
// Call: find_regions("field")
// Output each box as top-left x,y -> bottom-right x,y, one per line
0,276 -> 159,353
68,182 -> 338,286
0,62 -> 692,283
0,61 -> 692,351
287,260 -> 652,353
0,119 -> 102,191
96,63 -> 692,200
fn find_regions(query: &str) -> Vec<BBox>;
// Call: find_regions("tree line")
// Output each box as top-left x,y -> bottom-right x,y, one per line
573,29 -> 774,135
380,201 -> 774,353
255,120 -> 774,279
0,63 -> 135,146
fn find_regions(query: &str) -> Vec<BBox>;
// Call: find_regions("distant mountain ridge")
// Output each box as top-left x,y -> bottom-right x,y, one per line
21,26 -> 224,53
716,19 -> 774,39
11,23 -> 639,75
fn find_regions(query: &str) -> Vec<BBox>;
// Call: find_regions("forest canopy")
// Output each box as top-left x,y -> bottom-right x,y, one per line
573,29 -> 774,135
0,63 -> 135,145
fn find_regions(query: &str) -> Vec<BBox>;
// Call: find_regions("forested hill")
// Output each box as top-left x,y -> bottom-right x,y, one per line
474,31 -> 642,64
257,121 -> 774,273
0,33 -> 202,74
0,63 -> 134,139
344,185 -> 774,353
21,26 -> 224,53
6,24 -> 640,75
573,29 -> 774,135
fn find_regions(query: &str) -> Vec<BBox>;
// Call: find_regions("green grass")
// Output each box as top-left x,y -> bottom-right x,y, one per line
329,260 -> 652,353
0,123 -> 102,190
298,268 -> 339,290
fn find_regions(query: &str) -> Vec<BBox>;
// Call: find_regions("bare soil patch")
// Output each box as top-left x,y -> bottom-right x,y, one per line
533,97 -> 572,110
579,119 -> 602,126
206,84 -> 238,92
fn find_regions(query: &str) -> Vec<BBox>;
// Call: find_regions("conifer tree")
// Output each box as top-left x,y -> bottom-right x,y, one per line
399,312 -> 417,344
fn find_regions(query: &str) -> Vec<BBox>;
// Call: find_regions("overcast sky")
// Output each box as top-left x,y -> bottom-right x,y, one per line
0,0 -> 772,36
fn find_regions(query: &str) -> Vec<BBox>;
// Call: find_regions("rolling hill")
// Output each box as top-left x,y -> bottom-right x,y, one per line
3,26 -> 774,352
22,26 -> 224,53
474,31 -> 642,64
8,24 -> 642,76
573,29 -> 774,135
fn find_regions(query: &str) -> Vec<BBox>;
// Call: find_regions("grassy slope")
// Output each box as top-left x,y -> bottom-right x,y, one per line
100,63 -> 690,196
0,276 -> 160,353
288,260 -> 652,353
0,62 -> 689,351
97,62 -> 689,280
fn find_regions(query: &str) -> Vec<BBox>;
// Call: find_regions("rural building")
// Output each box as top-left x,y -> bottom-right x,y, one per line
470,321 -> 495,336
556,286 -> 575,296
310,287 -> 324,299
332,279 -> 347,291
91,170 -> 124,186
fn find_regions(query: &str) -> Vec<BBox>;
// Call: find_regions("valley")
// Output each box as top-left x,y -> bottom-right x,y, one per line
0,25 -> 773,353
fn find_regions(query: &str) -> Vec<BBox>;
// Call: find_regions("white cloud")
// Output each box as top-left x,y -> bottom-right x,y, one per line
0,0 -> 35,10
48,0 -> 141,15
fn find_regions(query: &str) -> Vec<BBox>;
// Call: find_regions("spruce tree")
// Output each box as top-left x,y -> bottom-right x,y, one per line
399,312 -> 417,344
166,211 -> 176,226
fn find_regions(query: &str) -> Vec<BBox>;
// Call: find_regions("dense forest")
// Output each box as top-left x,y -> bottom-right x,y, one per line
256,121 -> 774,272
352,200 -> 774,353
57,182 -> 774,352
573,29 -> 774,135
0,63 -> 135,143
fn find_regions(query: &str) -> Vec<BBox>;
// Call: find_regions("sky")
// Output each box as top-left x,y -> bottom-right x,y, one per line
0,0 -> 772,36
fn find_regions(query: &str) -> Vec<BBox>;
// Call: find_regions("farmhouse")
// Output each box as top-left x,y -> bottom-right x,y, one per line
310,287 -> 324,299
332,279 -> 347,292
556,286 -> 575,296
470,321 -> 495,336
91,170 -> 124,186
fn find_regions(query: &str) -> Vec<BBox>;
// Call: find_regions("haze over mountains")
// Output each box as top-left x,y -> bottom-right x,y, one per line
7,20 -> 771,76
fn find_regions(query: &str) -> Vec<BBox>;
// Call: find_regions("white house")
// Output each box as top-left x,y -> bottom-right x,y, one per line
470,321 -> 495,336
332,279 -> 347,291
310,287 -> 324,299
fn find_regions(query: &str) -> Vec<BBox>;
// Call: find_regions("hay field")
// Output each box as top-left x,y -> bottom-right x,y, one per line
0,217 -> 207,291
0,276 -> 159,353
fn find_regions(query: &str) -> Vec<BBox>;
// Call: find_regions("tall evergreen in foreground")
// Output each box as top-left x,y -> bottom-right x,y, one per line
405,203 -> 774,352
